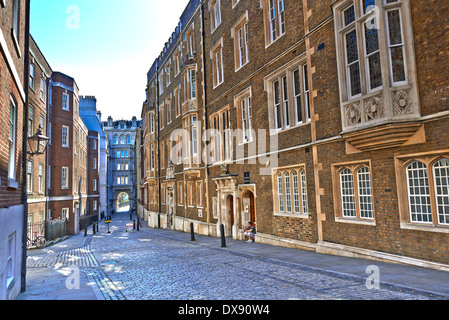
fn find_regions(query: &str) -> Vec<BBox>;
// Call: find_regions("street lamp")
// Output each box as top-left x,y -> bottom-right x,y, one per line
27,125 -> 50,156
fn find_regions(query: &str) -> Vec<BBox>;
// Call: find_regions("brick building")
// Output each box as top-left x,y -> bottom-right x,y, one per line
26,35 -> 52,244
139,0 -> 449,270
0,0 -> 29,300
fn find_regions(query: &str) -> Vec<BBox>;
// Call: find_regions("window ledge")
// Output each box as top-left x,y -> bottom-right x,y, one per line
7,179 -> 18,189
274,212 -> 309,219
335,217 -> 376,226
400,222 -> 449,234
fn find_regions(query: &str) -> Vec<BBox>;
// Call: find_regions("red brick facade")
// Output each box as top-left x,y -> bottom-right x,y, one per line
139,0 -> 449,268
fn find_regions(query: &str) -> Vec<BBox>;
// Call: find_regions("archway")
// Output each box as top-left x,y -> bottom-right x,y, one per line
225,194 -> 234,237
241,190 -> 256,227
116,192 -> 130,212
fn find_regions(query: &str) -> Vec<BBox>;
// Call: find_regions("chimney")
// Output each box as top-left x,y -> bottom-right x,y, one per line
132,116 -> 137,127
108,116 -> 113,127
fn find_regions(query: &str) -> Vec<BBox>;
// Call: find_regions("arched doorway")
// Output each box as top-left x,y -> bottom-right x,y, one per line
116,192 -> 130,212
225,194 -> 234,237
241,190 -> 255,227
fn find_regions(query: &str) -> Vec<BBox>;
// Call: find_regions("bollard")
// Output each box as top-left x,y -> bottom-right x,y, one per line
220,224 -> 226,248
133,220 -> 136,230
93,223 -> 96,235
137,219 -> 140,231
96,222 -> 99,233
84,227 -> 87,237
190,222 -> 195,241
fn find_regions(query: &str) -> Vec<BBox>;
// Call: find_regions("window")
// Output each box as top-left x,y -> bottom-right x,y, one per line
187,182 -> 194,207
211,0 -> 222,31
235,88 -> 253,144
210,107 -> 231,163
150,144 -> 155,170
114,135 -> 118,144
93,158 -> 97,170
12,0 -> 20,41
62,126 -> 69,147
182,68 -> 197,103
186,26 -> 195,56
38,164 -> 44,194
9,97 -> 17,181
30,64 -> 35,90
274,167 -> 308,216
197,181 -> 203,208
233,15 -> 249,70
167,97 -> 172,125
93,139 -> 97,150
40,79 -> 46,101
7,234 -> 15,288
47,165 -> 51,190
62,208 -> 69,220
178,182 -> 184,206
62,92 -> 70,111
334,0 -> 409,103
27,160 -> 33,193
191,116 -> 198,156
266,59 -> 311,132
263,0 -> 285,46
62,167 -> 69,189
28,105 -> 34,137
93,201 -> 97,211
175,88 -> 181,118
126,135 -> 131,144
211,41 -> 224,87
174,50 -> 181,75
149,113 -> 155,133
332,161 -> 374,223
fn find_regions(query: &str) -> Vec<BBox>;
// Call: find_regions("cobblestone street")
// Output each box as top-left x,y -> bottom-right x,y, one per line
20,211 -> 449,301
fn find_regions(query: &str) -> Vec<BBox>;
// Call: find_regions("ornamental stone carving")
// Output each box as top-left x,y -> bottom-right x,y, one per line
393,90 -> 413,115
345,103 -> 362,126
365,96 -> 385,121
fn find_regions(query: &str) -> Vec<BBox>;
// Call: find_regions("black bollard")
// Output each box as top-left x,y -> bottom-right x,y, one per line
190,222 -> 195,241
93,223 -> 96,235
84,227 -> 87,237
137,218 -> 140,231
133,220 -> 136,230
96,222 -> 99,233
220,224 -> 226,248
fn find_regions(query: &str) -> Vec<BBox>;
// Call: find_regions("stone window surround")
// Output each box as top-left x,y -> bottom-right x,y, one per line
395,150 -> 449,234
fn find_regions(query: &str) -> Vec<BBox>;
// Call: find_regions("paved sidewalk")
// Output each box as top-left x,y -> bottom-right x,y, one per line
18,232 -> 103,300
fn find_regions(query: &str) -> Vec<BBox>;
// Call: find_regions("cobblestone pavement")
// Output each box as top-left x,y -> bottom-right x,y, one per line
85,212 -> 449,301
21,211 -> 449,301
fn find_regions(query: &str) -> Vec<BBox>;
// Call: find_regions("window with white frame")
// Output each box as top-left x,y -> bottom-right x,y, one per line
93,179 -> 97,191
211,41 -> 224,88
211,0 -> 222,31
40,78 -> 46,101
334,0 -> 410,102
27,160 -> 33,193
62,208 -> 69,220
274,167 -> 308,216
7,233 -> 16,288
62,167 -> 69,189
235,89 -> 253,144
29,64 -> 35,90
62,126 -> 69,147
233,14 -> 249,70
266,58 -> 311,132
263,0 -> 285,46
38,164 -> 44,194
332,162 -> 374,222
62,92 -> 70,111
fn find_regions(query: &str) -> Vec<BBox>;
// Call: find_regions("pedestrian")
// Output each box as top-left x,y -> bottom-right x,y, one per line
244,222 -> 256,243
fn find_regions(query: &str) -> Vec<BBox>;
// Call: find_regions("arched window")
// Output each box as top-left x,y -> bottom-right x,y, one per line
300,170 -> 308,215
433,158 -> 449,225
120,135 -> 125,144
113,135 -> 118,144
357,166 -> 373,219
406,161 -> 432,223
340,168 -> 356,217
285,171 -> 292,213
277,172 -> 284,212
127,135 -> 131,144
292,171 -> 300,214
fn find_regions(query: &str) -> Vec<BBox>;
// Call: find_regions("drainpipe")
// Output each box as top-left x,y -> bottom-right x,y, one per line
156,61 -> 161,229
21,0 -> 31,293
200,0 -> 211,229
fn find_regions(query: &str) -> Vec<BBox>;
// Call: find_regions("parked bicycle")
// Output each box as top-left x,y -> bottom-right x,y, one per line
27,233 -> 46,249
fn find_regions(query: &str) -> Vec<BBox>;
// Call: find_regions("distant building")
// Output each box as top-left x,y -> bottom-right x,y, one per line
103,117 -> 141,213
79,96 -> 109,219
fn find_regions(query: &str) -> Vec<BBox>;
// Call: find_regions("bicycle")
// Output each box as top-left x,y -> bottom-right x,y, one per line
27,233 -> 47,249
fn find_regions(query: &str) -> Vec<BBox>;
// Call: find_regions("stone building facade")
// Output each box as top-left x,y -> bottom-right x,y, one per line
138,0 -> 449,270
103,117 -> 141,213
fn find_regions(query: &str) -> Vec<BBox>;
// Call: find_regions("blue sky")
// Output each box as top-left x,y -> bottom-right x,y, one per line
30,0 -> 188,120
